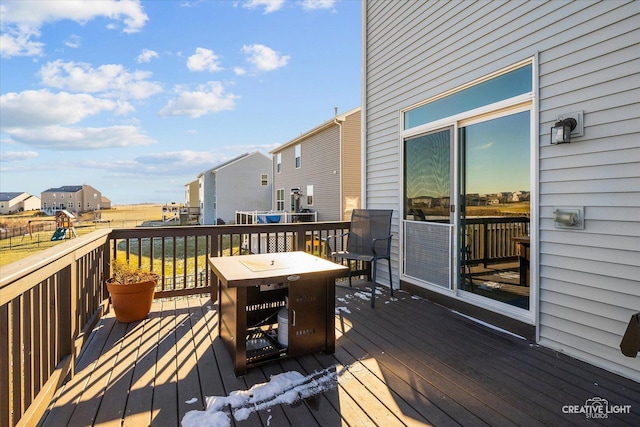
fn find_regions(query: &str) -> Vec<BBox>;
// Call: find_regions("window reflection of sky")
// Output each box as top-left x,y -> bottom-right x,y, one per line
404,65 -> 532,129
463,111 -> 530,194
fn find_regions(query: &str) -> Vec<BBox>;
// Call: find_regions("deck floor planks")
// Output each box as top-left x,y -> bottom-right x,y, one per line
183,297 -> 226,408
65,318 -> 130,426
306,353 -> 380,427
332,314 -> 454,426
322,320 -> 421,427
294,353 -> 356,426
259,354 -> 322,426
208,317 -> 263,426
361,289 -> 568,426
39,312 -> 117,426
386,291 -> 640,425
38,282 -> 640,427
150,299 -> 179,427
338,290 -> 493,426
174,299 -> 206,422
93,316 -> 147,426
122,309 -> 163,427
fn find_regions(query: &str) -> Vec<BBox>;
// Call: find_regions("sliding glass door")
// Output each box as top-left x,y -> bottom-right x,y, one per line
403,128 -> 454,290
459,111 -> 530,309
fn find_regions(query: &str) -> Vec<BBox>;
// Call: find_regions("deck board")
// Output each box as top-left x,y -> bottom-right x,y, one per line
39,280 -> 640,427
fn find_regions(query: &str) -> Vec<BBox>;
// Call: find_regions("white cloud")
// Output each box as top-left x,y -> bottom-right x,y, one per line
0,0 -> 148,57
242,0 -> 285,14
241,44 -> 289,71
233,67 -> 247,76
6,125 -> 155,150
0,89 -> 151,150
160,82 -> 238,118
0,27 -> 44,57
64,34 -> 81,48
0,89 -> 128,127
80,150 -> 220,177
187,48 -> 223,72
301,0 -> 335,10
38,60 -> 163,100
137,48 -> 159,63
0,151 -> 39,162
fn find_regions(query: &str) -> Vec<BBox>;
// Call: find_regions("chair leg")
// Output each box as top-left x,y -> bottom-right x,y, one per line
388,259 -> 393,297
371,260 -> 377,308
348,259 -> 353,287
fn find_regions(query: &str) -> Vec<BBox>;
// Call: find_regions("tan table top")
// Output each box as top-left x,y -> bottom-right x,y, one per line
208,251 -> 348,288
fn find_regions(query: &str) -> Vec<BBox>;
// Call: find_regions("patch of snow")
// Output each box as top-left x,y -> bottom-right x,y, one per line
353,291 -> 371,301
182,366 -> 344,427
335,306 -> 351,314
185,397 -> 198,404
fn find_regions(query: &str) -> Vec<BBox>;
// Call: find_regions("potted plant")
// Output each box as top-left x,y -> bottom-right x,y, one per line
106,258 -> 158,322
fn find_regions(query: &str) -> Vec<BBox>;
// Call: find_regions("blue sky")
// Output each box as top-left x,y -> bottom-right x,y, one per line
0,0 -> 361,204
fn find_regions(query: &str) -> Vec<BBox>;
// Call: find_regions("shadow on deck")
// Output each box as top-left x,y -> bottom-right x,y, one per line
39,279 -> 640,426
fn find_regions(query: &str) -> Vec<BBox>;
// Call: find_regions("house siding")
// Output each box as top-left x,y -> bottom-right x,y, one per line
216,153 -> 272,223
341,109 -> 362,220
364,0 -> 639,382
273,125 -> 342,221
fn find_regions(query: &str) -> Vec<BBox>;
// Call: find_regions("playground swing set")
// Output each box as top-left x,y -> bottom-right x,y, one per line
27,210 -> 78,241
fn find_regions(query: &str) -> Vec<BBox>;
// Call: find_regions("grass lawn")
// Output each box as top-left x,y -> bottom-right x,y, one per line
0,204 -> 163,267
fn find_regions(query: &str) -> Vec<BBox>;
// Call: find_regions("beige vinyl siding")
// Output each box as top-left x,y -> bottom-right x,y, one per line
341,109 -> 362,220
273,126 -> 341,221
365,0 -> 639,381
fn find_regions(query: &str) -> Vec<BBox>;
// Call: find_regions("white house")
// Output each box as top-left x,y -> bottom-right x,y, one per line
362,1 -> 639,382
0,192 -> 40,214
197,152 -> 272,225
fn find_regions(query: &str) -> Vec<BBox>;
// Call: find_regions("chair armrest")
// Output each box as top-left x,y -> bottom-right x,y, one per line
371,234 -> 392,257
325,231 -> 350,254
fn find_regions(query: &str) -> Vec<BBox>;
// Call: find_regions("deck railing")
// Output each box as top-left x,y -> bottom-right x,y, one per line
463,217 -> 530,267
0,230 -> 111,427
0,221 -> 349,427
0,217 -> 525,426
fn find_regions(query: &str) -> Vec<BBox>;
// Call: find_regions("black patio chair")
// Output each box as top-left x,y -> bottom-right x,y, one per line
328,209 -> 393,308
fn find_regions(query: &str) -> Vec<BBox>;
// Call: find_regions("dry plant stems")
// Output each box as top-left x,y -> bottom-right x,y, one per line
109,258 -> 157,285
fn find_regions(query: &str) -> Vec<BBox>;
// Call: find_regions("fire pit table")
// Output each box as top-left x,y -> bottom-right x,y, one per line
208,251 -> 348,375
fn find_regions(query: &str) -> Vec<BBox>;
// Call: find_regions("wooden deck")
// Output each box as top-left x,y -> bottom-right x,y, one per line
39,280 -> 640,427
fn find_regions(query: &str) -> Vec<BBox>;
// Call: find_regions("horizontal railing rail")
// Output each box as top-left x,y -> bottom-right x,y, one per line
108,221 -> 350,298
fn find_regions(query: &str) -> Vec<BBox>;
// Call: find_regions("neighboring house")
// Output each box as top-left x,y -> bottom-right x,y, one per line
185,179 -> 199,212
100,196 -> 112,210
0,192 -> 40,214
362,1 -> 639,382
41,185 -> 109,215
271,107 -> 361,221
197,152 -> 272,225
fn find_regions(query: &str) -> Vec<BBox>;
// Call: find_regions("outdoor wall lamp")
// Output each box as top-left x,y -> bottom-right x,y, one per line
551,118 -> 577,144
550,111 -> 584,145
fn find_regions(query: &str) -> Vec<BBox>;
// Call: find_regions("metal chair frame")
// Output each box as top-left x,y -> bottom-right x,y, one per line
328,209 -> 393,308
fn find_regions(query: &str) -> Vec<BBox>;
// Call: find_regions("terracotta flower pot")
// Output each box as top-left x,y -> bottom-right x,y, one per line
106,278 -> 156,322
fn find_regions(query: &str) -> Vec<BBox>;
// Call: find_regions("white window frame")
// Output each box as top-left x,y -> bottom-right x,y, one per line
306,185 -> 314,206
295,145 -> 301,169
398,58 -> 538,324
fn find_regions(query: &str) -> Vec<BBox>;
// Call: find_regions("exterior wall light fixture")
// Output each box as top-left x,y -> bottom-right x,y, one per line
550,111 -> 584,144
551,118 -> 577,144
